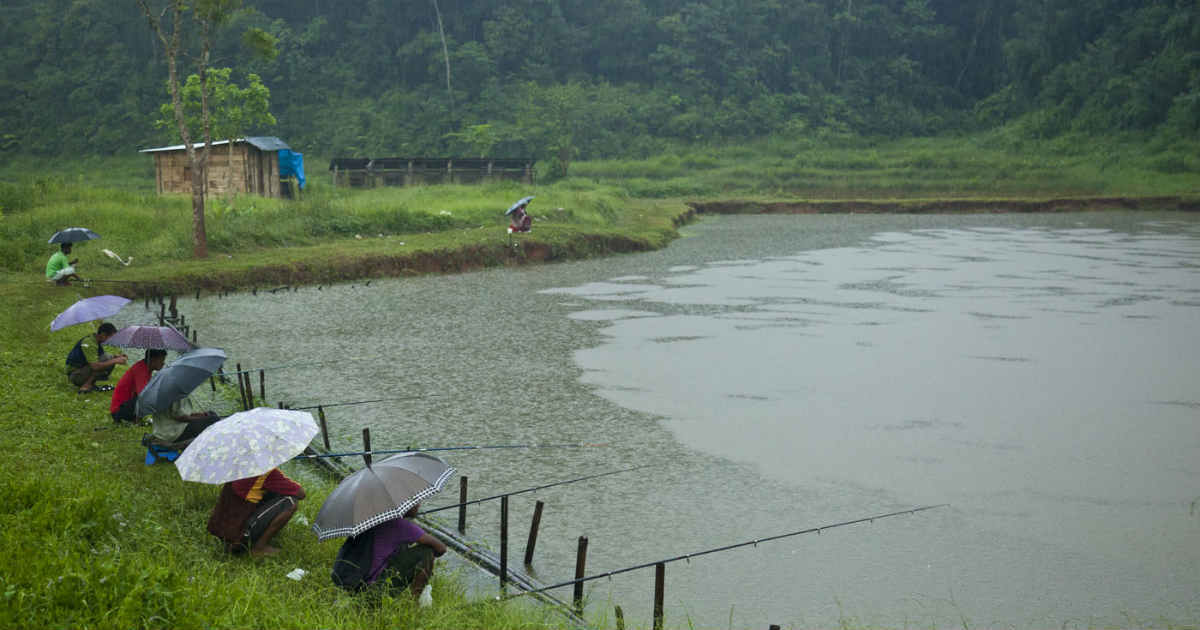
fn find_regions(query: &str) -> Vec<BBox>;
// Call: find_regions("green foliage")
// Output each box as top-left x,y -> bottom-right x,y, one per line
156,68 -> 276,144
4,0 -> 1198,159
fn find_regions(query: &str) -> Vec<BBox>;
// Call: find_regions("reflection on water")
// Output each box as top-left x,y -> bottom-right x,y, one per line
161,213 -> 1199,629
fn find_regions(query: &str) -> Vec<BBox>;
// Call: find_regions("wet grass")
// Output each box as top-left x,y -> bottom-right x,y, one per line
0,280 -> 575,629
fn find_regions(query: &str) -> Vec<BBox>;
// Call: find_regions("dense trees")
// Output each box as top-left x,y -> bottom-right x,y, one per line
1,0 -> 1197,161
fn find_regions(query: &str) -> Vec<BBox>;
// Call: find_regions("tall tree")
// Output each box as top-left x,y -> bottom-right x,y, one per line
137,0 -> 273,258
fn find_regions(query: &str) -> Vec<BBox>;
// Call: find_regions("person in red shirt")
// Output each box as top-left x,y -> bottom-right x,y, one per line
207,468 -> 306,557
109,349 -> 167,423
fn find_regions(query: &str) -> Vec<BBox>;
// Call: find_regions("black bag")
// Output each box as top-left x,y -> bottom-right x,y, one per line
331,530 -> 377,592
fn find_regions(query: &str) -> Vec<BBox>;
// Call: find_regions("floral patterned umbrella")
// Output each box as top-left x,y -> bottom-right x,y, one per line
174,407 -> 319,484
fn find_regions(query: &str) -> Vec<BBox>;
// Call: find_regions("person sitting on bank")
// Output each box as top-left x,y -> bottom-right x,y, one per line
508,206 -> 532,233
110,349 -> 166,423
361,503 -> 446,604
65,322 -> 126,394
150,396 -> 220,447
207,467 -> 306,557
45,243 -> 81,285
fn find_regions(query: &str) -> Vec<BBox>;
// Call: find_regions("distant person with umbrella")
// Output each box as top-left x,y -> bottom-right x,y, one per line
507,196 -> 534,233
45,227 -> 100,285
65,322 -> 127,394
45,243 -> 81,285
109,349 -> 167,423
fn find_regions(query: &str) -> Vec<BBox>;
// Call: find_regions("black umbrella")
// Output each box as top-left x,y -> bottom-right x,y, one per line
48,227 -> 100,244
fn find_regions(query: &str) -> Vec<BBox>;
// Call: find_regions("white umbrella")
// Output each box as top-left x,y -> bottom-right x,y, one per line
175,407 -> 319,484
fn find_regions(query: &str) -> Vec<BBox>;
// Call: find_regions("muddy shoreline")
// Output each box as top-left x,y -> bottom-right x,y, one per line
690,195 -> 1200,215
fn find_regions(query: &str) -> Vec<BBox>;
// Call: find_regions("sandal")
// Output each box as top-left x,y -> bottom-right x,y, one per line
95,385 -> 113,392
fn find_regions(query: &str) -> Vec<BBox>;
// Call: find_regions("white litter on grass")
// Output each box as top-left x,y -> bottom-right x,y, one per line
286,568 -> 307,581
102,248 -> 133,266
294,514 -> 309,526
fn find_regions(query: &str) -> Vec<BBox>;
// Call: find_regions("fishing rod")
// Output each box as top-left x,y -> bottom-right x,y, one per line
421,464 -> 650,515
500,503 -> 949,600
295,441 -> 611,460
289,395 -> 441,410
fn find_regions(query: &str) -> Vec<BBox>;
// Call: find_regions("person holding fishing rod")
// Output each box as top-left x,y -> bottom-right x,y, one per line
332,503 -> 446,605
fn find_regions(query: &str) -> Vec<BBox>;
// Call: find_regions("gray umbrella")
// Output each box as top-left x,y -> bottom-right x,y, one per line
48,227 -> 101,244
312,452 -> 456,541
136,347 -> 227,417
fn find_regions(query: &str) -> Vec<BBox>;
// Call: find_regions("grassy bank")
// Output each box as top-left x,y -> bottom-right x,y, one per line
0,279 -> 577,629
2,132 -> 1199,629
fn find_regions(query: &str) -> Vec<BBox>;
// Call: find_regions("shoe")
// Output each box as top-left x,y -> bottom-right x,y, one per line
418,584 -> 433,608
95,385 -> 113,392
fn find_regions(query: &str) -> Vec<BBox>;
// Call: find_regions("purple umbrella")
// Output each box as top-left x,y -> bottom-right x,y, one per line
107,325 -> 193,351
50,295 -> 131,331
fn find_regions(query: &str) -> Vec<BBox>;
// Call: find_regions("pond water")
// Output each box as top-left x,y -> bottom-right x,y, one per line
170,212 -> 1200,629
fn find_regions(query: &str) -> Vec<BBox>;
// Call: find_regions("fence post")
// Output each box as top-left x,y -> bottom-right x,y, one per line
362,428 -> 372,468
615,605 -> 626,630
235,363 -> 247,409
653,562 -> 665,630
524,500 -> 544,567
191,329 -> 197,345
259,369 -> 265,404
573,536 -> 589,617
458,476 -> 468,532
500,495 -> 509,590
317,406 -> 331,450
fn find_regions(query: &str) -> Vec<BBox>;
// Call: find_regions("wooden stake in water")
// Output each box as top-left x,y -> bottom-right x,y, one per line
524,500 -> 545,567
458,476 -> 468,532
615,606 -> 626,630
653,562 -> 665,630
259,369 -> 265,404
361,428 -> 372,468
317,406 -> 331,450
500,495 -> 509,590
574,536 -> 589,616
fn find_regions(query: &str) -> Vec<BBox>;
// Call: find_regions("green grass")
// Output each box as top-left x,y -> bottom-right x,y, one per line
2,131 -> 1199,628
0,281 -> 578,629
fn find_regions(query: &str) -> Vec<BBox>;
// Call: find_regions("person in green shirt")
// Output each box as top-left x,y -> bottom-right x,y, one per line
45,243 -> 81,285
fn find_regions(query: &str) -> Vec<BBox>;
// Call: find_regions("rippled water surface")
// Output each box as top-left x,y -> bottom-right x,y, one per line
170,212 -> 1200,628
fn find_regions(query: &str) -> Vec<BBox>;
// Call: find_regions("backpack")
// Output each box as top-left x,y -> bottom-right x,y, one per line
331,530 -> 377,593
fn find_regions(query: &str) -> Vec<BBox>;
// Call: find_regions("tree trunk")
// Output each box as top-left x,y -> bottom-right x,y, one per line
190,163 -> 208,258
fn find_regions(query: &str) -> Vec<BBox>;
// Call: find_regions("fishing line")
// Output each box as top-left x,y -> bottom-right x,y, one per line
500,504 -> 949,600
295,442 -> 611,460
420,464 -> 649,514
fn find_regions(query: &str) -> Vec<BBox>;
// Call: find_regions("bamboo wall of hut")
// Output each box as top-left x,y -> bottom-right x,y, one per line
142,137 -> 290,199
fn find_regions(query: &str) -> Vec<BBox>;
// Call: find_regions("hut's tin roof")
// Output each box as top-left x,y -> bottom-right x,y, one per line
139,136 -> 290,153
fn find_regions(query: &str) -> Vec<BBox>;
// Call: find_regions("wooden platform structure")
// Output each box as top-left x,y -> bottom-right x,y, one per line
329,157 -> 535,188
141,136 -> 292,198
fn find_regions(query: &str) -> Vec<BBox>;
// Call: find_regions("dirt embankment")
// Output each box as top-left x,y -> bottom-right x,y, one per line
110,231 -> 679,298
690,196 -> 1200,215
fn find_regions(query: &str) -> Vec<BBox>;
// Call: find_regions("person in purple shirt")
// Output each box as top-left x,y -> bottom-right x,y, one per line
365,504 -> 447,603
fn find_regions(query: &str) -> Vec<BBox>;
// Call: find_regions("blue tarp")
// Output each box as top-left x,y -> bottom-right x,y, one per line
279,149 -> 305,190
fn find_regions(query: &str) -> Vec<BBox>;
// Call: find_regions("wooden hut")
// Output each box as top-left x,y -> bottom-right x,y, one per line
140,136 -> 293,198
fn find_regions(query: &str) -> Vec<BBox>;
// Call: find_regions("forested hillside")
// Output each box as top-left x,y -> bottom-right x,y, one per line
1,0 -> 1198,164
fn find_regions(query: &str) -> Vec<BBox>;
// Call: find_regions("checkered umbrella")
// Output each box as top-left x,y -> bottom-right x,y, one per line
311,452 -> 456,541
174,407 -> 319,484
